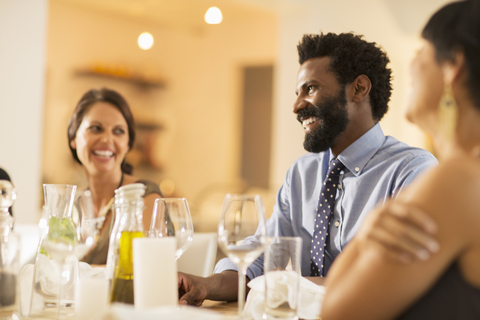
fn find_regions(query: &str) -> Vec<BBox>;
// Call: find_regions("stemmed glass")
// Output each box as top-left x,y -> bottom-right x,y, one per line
217,194 -> 266,318
36,185 -> 97,319
149,198 -> 194,261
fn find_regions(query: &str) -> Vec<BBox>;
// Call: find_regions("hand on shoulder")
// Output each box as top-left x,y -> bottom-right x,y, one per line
355,200 -> 439,263
360,152 -> 480,264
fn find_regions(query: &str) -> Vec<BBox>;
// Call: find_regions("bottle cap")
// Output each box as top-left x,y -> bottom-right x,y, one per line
114,183 -> 146,204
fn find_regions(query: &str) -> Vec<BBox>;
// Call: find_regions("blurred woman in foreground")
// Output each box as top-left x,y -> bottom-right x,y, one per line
321,1 -> 480,319
68,88 -> 163,264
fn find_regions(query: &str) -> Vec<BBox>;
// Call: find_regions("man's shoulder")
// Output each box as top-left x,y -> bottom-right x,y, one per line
378,136 -> 437,163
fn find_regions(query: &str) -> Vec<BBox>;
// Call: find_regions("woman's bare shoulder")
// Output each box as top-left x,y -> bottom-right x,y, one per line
399,153 -> 480,236
415,153 -> 480,193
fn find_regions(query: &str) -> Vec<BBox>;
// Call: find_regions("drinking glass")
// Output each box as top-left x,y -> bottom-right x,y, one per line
217,194 -> 266,318
149,198 -> 194,261
264,237 -> 302,320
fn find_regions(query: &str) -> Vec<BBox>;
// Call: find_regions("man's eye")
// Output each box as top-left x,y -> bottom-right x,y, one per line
308,85 -> 314,92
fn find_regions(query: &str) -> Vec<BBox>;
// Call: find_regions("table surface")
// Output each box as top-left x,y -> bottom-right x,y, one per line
202,299 -> 238,315
22,300 -> 316,319
21,300 -> 239,319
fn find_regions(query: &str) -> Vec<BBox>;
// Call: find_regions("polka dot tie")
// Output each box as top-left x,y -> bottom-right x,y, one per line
310,158 -> 345,277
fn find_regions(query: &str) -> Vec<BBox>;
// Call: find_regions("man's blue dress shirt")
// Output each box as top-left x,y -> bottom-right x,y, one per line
214,123 -> 438,279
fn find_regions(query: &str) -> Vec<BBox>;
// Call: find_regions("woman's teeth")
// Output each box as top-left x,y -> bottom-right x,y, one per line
93,150 -> 113,158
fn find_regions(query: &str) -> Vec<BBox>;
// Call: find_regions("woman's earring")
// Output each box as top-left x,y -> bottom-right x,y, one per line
438,84 -> 458,142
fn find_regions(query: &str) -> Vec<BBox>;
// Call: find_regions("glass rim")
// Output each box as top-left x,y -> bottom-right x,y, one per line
42,183 -> 77,188
154,197 -> 187,202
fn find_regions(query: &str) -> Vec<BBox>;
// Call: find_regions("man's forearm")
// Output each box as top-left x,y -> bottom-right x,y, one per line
206,270 -> 249,301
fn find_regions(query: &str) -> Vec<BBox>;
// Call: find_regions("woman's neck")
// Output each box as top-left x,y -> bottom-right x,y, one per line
455,98 -> 480,156
437,97 -> 480,159
86,170 -> 124,215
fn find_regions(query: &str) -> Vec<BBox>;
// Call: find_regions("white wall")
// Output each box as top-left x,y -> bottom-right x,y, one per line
0,0 -> 48,223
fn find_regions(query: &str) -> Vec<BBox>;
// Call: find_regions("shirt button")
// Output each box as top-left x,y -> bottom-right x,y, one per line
334,221 -> 340,227
355,167 -> 360,172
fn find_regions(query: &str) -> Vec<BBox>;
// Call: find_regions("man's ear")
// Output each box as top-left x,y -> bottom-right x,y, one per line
70,139 -> 76,150
351,75 -> 372,103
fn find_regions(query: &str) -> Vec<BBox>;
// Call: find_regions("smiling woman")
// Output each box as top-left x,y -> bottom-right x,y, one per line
67,88 -> 164,264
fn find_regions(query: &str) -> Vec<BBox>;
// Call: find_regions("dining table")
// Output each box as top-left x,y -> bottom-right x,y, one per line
21,297 -> 324,319
201,299 -> 239,318
20,300 -> 239,320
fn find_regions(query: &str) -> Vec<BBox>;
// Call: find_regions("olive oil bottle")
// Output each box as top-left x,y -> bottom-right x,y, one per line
110,231 -> 145,304
106,183 -> 147,305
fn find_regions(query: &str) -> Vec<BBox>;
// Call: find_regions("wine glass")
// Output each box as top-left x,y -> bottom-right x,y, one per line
35,186 -> 97,319
149,198 -> 194,261
217,194 -> 266,318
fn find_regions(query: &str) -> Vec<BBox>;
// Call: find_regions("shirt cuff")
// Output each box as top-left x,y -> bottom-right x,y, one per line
213,258 -> 264,281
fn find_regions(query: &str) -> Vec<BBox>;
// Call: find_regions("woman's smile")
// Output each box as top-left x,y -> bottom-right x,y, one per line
71,102 -> 129,175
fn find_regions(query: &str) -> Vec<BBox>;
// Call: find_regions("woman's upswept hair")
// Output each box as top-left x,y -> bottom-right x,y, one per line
422,0 -> 480,108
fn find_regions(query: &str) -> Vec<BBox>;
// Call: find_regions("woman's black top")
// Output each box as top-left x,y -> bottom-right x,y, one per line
397,262 -> 480,319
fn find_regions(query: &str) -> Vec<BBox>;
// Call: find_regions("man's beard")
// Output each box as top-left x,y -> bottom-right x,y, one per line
298,88 -> 349,153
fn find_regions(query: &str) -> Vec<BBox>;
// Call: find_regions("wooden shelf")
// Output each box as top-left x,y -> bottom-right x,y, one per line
74,69 -> 166,89
136,122 -> 163,131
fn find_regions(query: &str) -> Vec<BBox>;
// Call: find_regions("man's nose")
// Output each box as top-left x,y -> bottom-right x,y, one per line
293,96 -> 307,114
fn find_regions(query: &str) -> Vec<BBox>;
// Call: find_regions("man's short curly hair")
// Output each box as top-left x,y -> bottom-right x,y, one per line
297,32 -> 392,121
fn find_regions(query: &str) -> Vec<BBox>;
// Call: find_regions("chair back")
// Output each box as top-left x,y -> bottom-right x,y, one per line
177,232 -> 217,277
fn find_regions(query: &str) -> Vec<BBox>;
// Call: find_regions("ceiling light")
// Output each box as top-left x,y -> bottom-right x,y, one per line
138,32 -> 154,50
205,7 -> 223,24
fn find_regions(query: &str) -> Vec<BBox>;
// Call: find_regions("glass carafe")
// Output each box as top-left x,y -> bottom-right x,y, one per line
0,180 -> 20,320
30,184 -> 78,317
105,183 -> 146,305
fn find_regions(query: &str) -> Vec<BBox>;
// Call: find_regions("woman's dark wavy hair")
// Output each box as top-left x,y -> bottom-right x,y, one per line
297,32 -> 392,121
422,0 -> 480,108
67,88 -> 136,174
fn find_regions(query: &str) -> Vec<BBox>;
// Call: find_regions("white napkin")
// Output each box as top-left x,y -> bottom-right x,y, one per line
92,303 -> 224,320
244,271 -> 326,320
20,259 -> 106,316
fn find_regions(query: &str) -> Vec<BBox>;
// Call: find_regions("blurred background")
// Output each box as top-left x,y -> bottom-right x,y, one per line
0,0 -> 448,232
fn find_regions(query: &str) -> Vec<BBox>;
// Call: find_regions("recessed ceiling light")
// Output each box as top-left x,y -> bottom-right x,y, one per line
138,32 -> 154,50
205,7 -> 223,24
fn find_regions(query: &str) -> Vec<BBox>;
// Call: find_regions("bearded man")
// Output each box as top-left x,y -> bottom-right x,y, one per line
177,32 -> 438,305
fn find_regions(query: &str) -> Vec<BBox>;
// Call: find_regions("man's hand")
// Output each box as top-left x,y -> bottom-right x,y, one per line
356,201 -> 439,263
178,272 -> 209,306
177,270 -> 240,306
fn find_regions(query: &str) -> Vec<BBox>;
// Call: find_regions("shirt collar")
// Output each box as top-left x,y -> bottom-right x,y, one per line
332,123 -> 386,177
